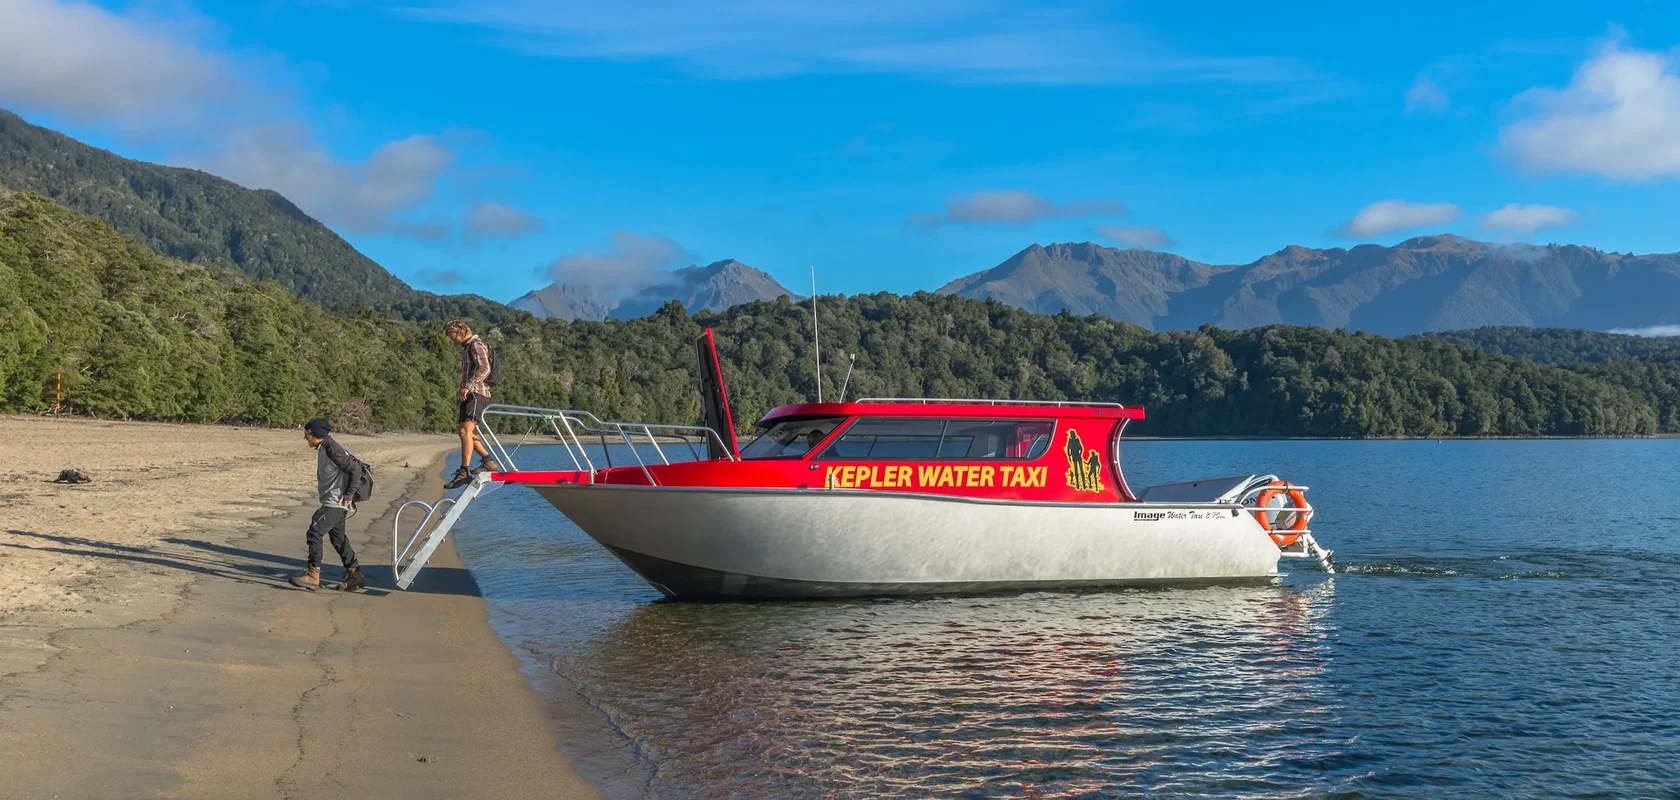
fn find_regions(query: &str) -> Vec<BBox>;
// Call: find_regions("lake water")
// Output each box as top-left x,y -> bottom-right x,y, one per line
447,439 -> 1680,798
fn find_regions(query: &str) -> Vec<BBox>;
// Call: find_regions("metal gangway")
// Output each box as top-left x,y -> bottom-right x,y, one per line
391,405 -> 734,590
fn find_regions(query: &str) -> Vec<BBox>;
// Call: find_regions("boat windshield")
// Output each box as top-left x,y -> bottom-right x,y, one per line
740,416 -> 846,459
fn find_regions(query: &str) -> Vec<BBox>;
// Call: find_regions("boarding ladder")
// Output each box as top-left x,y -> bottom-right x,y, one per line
391,404 -> 734,590
392,474 -> 490,589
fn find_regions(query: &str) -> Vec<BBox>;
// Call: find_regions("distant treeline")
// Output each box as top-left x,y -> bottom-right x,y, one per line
1424,327 -> 1680,365
1422,328 -> 1680,431
2,189 -> 1676,437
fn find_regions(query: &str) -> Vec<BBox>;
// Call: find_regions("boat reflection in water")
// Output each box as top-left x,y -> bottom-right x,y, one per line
539,580 -> 1342,798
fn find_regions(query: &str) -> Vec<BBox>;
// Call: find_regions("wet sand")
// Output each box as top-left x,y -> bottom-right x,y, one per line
0,416 -> 600,799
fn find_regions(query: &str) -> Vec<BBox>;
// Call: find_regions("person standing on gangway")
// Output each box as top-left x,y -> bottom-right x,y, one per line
444,320 -> 503,489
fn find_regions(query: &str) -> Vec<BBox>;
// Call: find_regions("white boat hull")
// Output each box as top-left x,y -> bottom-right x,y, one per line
531,485 -> 1284,599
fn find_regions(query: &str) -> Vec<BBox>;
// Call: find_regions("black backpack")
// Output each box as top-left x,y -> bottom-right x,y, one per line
347,456 -> 375,502
485,346 -> 503,387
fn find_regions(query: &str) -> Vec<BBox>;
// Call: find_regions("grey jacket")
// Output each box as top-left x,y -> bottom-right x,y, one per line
316,436 -> 359,507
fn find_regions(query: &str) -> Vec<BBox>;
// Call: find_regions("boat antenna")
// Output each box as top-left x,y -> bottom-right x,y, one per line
811,265 -> 822,402
839,353 -> 856,402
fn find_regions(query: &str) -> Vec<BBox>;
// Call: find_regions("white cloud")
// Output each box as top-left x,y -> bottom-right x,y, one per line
1500,37 -> 1680,180
1608,325 -> 1680,337
197,125 -> 457,237
395,1 -> 1318,88
0,0 -> 237,129
1405,74 -> 1449,115
1478,203 -> 1578,235
465,202 -> 545,242
949,190 -> 1058,223
1336,200 -> 1460,238
0,0 -> 513,243
911,190 -> 1123,231
200,128 -> 530,242
1098,225 -> 1175,249
545,231 -> 696,299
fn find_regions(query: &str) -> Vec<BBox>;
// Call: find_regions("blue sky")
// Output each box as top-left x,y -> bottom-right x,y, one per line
4,0 -> 1680,304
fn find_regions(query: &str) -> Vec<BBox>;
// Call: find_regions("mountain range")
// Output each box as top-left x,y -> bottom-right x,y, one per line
939,238 -> 1680,336
511,259 -> 794,320
8,184 -> 1676,438
5,107 -> 1679,337
517,235 -> 1680,333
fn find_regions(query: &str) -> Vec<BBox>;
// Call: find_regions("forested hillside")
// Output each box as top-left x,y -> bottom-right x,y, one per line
1425,327 -> 1680,365
0,189 -> 461,428
1423,327 -> 1680,431
698,297 -> 1665,437
0,108 -> 518,323
2,190 -> 1674,437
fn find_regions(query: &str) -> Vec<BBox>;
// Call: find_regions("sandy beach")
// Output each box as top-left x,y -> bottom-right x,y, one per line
0,415 -> 600,799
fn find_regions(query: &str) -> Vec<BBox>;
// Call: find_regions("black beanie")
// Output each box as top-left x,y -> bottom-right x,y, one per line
304,418 -> 332,438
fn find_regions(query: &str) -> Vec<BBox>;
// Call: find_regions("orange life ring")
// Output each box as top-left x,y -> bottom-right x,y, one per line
1252,480 -> 1310,548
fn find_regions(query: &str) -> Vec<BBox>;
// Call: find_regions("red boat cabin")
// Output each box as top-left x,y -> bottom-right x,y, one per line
500,399 -> 1147,503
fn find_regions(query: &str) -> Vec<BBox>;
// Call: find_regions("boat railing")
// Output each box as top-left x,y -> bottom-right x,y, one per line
1235,475 -> 1332,573
392,406 -> 732,590
1234,475 -> 1314,529
857,397 -> 1130,409
479,404 -> 735,485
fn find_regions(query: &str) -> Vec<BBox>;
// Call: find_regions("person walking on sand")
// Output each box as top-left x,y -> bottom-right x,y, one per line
445,319 -> 502,489
292,419 -> 367,591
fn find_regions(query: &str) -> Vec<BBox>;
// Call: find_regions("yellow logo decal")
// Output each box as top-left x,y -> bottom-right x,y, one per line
1063,429 -> 1104,493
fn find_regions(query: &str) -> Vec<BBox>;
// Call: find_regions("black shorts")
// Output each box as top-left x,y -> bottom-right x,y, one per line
458,393 -> 490,425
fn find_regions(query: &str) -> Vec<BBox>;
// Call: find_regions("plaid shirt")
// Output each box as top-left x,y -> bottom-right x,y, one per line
459,335 -> 491,398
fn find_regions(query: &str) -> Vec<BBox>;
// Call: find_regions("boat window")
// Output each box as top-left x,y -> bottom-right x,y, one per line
937,419 -> 1056,459
739,417 -> 845,459
818,418 -> 1056,460
823,418 -> 945,459
1012,422 -> 1055,459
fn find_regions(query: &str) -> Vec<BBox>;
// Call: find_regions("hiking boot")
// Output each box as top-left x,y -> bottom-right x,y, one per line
471,458 -> 503,475
443,466 -> 472,489
339,567 -> 366,592
289,566 -> 321,591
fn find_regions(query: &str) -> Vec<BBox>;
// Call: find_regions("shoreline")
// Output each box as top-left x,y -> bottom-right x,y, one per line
0,416 -> 600,799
